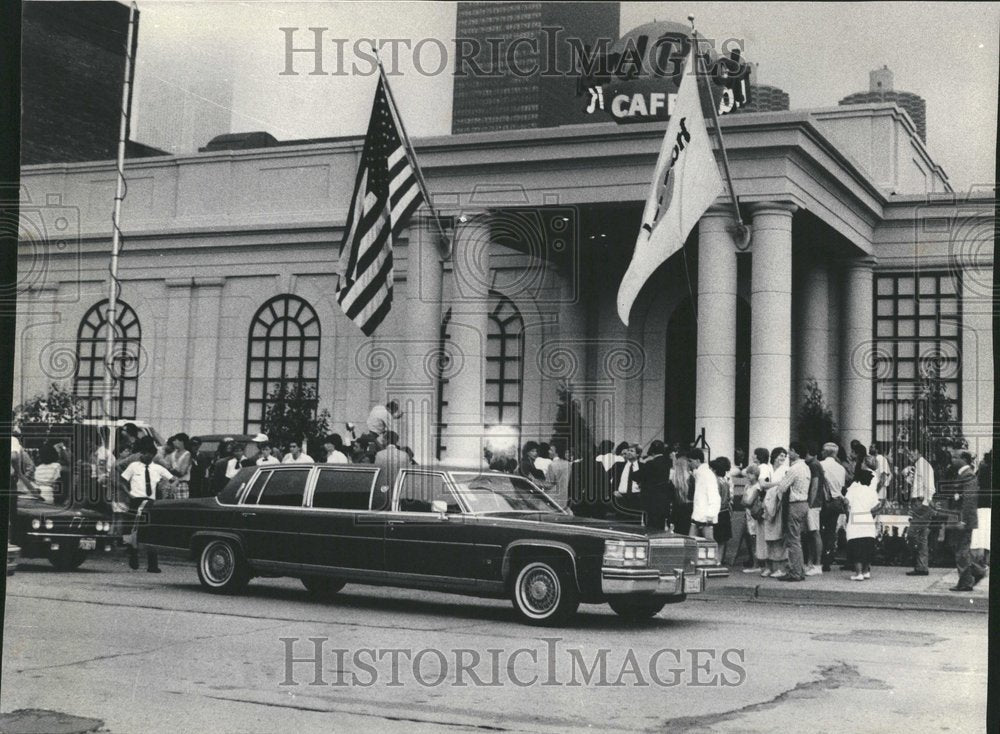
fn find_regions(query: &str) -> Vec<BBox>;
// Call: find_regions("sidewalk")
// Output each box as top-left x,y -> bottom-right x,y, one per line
697,564 -> 990,613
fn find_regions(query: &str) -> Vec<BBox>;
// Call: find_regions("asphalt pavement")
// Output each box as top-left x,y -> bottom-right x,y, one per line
0,554 -> 990,733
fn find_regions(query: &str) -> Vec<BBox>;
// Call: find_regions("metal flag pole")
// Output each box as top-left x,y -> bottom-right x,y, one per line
689,16 -> 751,250
104,1 -> 139,420
375,53 -> 452,258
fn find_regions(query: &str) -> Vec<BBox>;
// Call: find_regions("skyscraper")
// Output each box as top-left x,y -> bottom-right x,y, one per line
839,65 -> 927,142
452,2 -> 620,134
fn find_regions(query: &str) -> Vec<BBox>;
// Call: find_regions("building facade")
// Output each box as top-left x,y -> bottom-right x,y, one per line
15,103 -> 993,465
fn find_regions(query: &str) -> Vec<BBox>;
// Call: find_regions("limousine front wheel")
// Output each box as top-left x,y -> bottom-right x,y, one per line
197,539 -> 249,594
511,560 -> 579,626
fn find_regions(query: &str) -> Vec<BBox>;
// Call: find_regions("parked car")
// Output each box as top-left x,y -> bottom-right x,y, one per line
11,492 -> 116,570
138,463 -> 717,625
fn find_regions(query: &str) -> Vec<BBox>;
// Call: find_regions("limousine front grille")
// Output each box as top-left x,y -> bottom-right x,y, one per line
648,540 -> 693,574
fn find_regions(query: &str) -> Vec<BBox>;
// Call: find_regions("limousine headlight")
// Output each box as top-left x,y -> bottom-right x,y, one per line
44,519 -> 55,530
603,540 -> 648,568
31,518 -> 41,530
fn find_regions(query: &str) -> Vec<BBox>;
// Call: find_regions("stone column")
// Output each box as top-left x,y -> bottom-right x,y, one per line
748,203 -> 796,452
396,216 -> 445,465
186,278 -> 224,435
840,256 -> 876,445
441,213 -> 492,463
695,207 -> 737,461
159,279 -> 193,429
826,264 -> 842,427
799,258 -> 831,410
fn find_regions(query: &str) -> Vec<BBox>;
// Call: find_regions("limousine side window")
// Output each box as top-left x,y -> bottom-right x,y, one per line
311,469 -> 377,510
396,472 -> 461,513
255,470 -> 308,507
242,470 -> 274,504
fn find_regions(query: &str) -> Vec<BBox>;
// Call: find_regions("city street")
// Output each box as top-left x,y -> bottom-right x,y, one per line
0,554 -> 989,734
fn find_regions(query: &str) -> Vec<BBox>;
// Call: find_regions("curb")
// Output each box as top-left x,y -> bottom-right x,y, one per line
695,582 -> 989,613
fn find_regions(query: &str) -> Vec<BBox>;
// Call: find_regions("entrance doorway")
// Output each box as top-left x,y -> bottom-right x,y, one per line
664,298 -> 695,448
664,295 -> 751,457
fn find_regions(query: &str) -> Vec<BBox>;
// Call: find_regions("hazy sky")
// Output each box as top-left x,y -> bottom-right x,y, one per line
131,1 -> 998,191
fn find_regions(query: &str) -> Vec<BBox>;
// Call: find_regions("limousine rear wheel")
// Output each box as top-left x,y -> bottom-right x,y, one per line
301,576 -> 346,599
511,560 -> 579,626
608,595 -> 668,620
197,539 -> 249,594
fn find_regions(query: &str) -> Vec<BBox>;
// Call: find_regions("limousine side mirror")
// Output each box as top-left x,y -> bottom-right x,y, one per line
431,500 -> 449,518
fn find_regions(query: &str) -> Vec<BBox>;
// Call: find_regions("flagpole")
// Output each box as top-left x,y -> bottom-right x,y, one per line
689,18 -> 751,250
104,1 -> 139,420
374,53 -> 452,257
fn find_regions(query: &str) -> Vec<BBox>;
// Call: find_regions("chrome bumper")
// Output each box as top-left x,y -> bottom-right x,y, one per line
601,567 -> 707,596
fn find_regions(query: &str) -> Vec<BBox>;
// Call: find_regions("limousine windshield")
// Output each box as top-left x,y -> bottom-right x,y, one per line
452,473 -> 566,514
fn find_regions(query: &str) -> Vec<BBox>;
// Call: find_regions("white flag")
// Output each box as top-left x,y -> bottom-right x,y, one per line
617,49 -> 724,326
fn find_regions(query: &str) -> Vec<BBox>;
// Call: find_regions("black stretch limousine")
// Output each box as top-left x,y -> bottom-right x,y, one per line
138,463 -> 717,625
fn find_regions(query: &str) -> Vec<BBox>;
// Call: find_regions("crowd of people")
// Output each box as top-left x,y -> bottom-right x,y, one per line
549,436 -> 991,593
10,403 -> 992,591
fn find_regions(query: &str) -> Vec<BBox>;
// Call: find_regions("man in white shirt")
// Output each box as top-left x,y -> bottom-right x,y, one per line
367,400 -> 402,437
120,437 -> 172,573
905,447 -> 936,576
689,448 -> 721,541
819,442 -> 848,571
255,443 -> 280,466
282,441 -> 314,464
323,435 -> 349,464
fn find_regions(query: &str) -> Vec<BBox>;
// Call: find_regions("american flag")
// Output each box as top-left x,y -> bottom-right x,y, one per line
337,76 -> 424,336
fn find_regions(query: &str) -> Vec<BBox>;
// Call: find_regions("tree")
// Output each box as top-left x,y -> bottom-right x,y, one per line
897,367 -> 966,471
796,377 -> 836,448
550,383 -> 603,512
260,380 -> 331,452
14,382 -> 85,425
550,383 -> 597,462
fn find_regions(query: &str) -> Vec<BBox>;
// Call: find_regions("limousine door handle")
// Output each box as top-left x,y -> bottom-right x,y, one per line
241,511 -> 257,519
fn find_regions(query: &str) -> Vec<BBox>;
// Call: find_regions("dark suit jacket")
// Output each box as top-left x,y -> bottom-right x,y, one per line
634,454 -> 671,516
954,469 -> 979,528
610,460 -> 642,512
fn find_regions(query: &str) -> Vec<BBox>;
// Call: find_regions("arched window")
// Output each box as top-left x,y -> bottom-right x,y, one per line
485,294 -> 524,431
74,299 -> 142,419
244,295 -> 321,434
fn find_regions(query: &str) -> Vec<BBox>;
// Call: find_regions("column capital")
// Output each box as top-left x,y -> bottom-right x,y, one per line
748,201 -> 799,217
702,203 -> 734,218
844,255 -> 878,271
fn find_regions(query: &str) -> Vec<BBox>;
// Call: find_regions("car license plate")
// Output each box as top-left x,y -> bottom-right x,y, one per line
684,573 -> 702,593
79,538 -> 96,551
